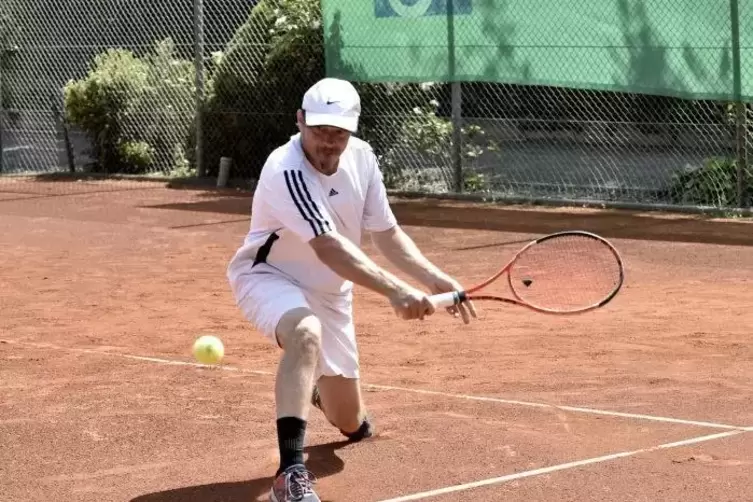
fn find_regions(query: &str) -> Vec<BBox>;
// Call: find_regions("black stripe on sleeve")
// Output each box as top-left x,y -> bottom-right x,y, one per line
283,170 -> 330,237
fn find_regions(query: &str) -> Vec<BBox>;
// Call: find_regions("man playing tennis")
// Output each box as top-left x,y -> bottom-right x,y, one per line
227,77 -> 476,502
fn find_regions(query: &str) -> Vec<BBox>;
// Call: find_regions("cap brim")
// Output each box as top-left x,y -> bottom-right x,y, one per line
304,112 -> 358,133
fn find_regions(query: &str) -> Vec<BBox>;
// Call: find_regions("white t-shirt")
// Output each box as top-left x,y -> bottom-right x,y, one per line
227,133 -> 397,297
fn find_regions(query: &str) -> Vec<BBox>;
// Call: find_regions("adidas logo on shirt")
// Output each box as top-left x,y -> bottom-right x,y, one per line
328,188 -> 338,197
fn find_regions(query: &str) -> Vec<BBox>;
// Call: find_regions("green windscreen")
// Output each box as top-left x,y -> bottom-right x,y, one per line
322,0 -> 752,101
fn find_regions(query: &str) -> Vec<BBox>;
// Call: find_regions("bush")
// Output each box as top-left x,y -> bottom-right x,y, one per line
670,156 -> 753,207
379,99 -> 498,192
118,140 -> 155,171
63,48 -> 148,172
200,0 -> 440,181
63,38 -> 196,174
199,0 -> 320,179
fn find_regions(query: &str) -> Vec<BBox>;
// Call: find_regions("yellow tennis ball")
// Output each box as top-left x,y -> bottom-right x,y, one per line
192,335 -> 224,365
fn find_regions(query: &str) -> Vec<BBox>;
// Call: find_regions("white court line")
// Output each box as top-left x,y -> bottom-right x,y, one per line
363,383 -> 746,431
4,340 -> 748,431
375,429 -> 750,502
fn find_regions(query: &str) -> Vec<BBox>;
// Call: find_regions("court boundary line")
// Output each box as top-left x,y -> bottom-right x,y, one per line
374,429 -> 750,501
361,383 -> 746,430
4,340 -> 748,432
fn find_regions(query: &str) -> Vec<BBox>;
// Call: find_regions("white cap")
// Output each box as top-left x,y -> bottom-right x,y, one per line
301,78 -> 361,133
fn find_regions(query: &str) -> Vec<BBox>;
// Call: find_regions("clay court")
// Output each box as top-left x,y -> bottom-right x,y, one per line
2,178 -> 752,502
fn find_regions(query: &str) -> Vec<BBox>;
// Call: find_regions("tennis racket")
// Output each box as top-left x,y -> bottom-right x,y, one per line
429,230 -> 624,314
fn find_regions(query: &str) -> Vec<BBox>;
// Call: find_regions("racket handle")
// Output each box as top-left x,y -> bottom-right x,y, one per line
429,291 -> 467,309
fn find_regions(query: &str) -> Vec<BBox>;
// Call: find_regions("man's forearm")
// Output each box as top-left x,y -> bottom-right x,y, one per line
312,232 -> 411,298
371,226 -> 442,287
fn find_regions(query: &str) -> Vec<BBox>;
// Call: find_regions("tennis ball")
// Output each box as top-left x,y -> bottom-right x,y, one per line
192,335 -> 225,365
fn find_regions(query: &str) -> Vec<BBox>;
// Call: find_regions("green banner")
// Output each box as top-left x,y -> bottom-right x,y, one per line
322,0 -> 753,101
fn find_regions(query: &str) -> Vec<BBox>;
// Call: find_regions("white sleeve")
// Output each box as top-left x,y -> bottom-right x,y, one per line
362,154 -> 397,233
264,169 -> 334,242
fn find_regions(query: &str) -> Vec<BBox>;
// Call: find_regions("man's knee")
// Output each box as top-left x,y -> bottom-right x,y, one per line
327,404 -> 363,432
314,375 -> 369,436
275,307 -> 322,361
325,399 -> 372,441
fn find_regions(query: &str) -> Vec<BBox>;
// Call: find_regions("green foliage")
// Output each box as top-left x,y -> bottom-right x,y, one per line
118,140 -> 154,171
63,38 -> 196,174
63,49 -> 148,172
670,156 -> 753,207
126,39 -> 197,176
201,0 -> 434,180
463,171 -> 489,192
200,0 -> 306,179
380,100 -> 497,192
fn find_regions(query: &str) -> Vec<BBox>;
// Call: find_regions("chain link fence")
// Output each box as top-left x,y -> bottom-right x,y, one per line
0,0 -> 750,211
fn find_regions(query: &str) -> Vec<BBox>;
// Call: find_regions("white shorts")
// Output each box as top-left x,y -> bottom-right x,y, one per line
230,264 -> 360,379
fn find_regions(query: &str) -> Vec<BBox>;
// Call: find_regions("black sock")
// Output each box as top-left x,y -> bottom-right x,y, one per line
276,416 -> 306,475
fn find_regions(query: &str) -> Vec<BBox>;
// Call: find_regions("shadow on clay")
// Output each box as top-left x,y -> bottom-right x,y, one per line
129,440 -> 351,502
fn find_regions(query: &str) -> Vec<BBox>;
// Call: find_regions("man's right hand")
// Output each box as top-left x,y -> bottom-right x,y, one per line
389,286 -> 436,321
309,232 -> 436,320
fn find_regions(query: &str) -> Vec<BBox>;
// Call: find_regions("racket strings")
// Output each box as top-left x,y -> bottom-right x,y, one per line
508,234 -> 623,312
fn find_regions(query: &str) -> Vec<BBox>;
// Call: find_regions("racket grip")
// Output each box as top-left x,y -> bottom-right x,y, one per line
429,291 -> 467,309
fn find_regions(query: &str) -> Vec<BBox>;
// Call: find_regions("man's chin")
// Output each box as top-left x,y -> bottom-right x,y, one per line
316,158 -> 340,174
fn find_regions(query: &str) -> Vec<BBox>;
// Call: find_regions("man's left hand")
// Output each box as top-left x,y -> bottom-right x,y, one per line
424,271 -> 477,324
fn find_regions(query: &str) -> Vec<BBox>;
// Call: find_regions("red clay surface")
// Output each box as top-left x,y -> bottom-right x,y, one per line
1,178 -> 752,502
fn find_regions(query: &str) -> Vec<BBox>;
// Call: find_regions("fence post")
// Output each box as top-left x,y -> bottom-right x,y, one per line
730,0 -> 747,208
446,0 -> 462,192
451,82 -> 463,193
734,103 -> 748,208
193,0 -> 205,178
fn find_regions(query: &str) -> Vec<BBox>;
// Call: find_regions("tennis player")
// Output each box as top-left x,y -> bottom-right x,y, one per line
227,77 -> 476,502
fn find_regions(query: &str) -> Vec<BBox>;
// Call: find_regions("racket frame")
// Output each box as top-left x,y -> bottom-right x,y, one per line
429,230 -> 625,315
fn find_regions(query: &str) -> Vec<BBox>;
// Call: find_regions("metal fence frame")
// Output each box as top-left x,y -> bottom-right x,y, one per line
1,0 -> 751,215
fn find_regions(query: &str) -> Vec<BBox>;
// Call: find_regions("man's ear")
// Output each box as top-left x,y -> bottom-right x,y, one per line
296,109 -> 305,129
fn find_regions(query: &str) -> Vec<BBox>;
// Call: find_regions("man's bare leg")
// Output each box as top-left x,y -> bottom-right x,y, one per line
313,375 -> 373,440
274,307 -> 322,474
